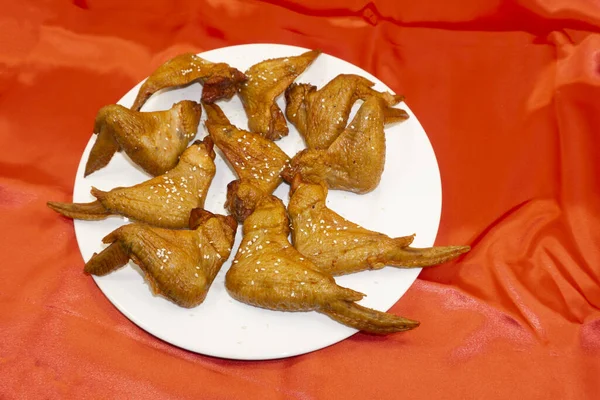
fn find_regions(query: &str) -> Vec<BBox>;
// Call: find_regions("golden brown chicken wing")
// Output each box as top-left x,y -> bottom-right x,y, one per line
238,50 -> 321,140
85,100 -> 202,177
85,209 -> 236,308
48,139 -> 216,229
282,96 -> 403,193
288,178 -> 470,275
204,103 -> 290,194
285,74 -> 408,149
224,186 -> 419,334
203,103 -> 290,221
130,53 -> 247,111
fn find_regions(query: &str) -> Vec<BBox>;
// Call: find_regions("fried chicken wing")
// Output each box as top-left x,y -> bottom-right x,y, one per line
288,178 -> 470,275
48,139 -> 216,229
204,103 -> 290,194
204,103 -> 290,221
285,74 -> 408,149
85,100 -> 202,177
85,209 -> 236,308
238,50 -> 320,141
224,186 -> 419,334
131,53 -> 247,111
283,96 -> 399,193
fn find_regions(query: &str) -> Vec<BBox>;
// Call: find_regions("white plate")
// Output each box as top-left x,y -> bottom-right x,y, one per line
73,43 -> 441,360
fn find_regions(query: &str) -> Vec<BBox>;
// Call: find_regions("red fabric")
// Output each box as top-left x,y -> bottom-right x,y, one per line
1,0 -> 599,398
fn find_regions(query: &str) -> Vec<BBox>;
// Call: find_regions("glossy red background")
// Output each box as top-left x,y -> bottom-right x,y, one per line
1,0 -> 599,398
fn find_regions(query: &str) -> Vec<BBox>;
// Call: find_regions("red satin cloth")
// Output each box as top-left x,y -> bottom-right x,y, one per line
1,0 -> 599,398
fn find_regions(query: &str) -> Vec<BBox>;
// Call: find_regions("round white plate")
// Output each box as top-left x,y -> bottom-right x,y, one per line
73,43 -> 441,360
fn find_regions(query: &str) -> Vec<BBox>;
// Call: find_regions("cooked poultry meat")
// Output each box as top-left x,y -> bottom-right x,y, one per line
285,74 -> 408,149
224,179 -> 269,223
85,100 -> 202,177
84,209 -> 236,308
204,102 -> 290,221
282,96 -> 404,193
131,53 -> 247,111
224,185 -> 419,334
48,139 -> 216,229
238,49 -> 320,140
288,178 -> 470,275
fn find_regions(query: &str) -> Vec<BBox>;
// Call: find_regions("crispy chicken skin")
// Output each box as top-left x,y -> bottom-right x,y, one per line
84,209 -> 236,308
85,100 -> 202,177
224,186 -> 419,334
131,53 -> 247,111
288,178 -> 470,275
204,103 -> 290,221
285,74 -> 408,149
238,50 -> 320,141
48,139 -> 216,229
283,96 -> 402,194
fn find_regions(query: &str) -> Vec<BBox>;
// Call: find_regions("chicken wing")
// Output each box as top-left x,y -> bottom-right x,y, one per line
238,50 -> 320,141
85,209 -> 237,308
48,139 -> 216,229
288,178 -> 470,275
204,103 -> 290,194
204,103 -> 290,221
285,74 -> 408,149
85,100 -> 202,177
224,185 -> 419,334
282,96 -> 400,193
131,53 -> 247,111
